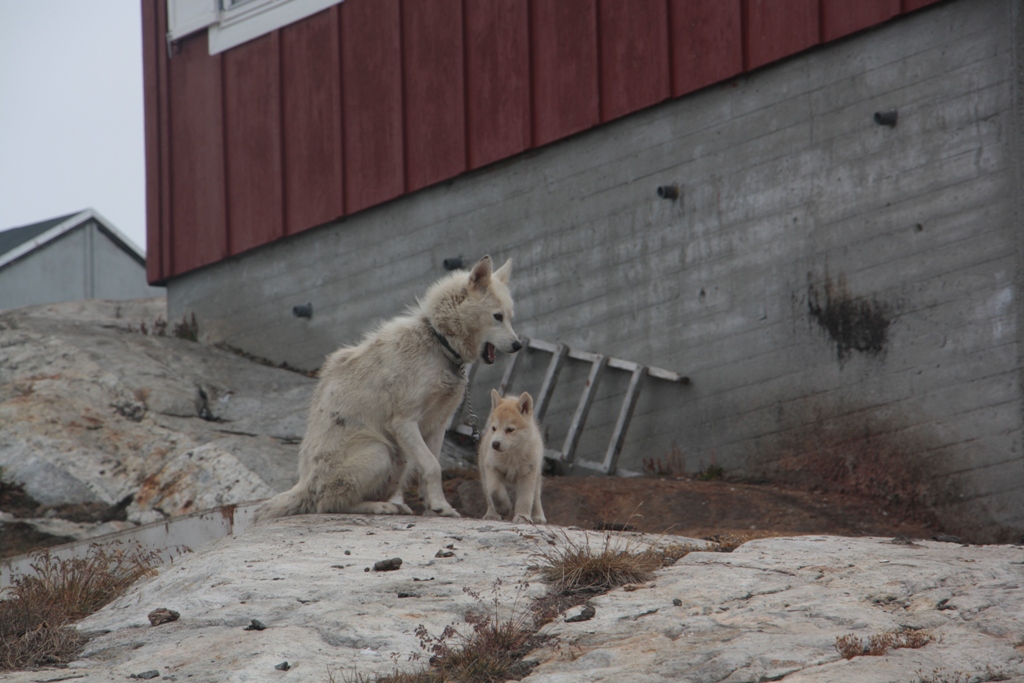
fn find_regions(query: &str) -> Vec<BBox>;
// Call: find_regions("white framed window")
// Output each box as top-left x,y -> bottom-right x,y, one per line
167,0 -> 344,56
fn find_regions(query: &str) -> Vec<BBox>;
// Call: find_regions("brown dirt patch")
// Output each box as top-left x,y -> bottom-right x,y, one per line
445,473 -> 939,542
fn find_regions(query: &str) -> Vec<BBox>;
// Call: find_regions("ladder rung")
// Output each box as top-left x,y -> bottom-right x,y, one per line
600,363 -> 646,475
534,343 -> 567,423
560,354 -> 608,465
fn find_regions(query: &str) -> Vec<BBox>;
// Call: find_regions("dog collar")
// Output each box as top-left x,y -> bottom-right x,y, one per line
427,321 -> 464,368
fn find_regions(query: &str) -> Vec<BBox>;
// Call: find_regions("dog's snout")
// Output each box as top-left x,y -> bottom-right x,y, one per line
511,340 -> 522,353
492,441 -> 501,451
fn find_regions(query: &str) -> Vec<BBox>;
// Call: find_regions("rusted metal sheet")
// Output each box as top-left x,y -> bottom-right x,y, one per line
822,0 -> 900,41
530,0 -> 600,146
340,0 -> 405,214
669,0 -> 743,97
281,6 -> 344,235
168,32 -> 228,275
464,0 -> 531,170
402,0 -> 467,192
223,32 -> 285,254
598,0 -> 671,123
743,0 -> 820,70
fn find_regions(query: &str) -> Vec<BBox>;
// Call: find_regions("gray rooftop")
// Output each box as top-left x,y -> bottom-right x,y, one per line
0,211 -> 83,258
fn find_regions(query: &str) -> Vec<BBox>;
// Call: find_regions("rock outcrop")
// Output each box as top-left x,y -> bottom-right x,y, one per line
0,299 -> 309,537
1,517 -> 1022,683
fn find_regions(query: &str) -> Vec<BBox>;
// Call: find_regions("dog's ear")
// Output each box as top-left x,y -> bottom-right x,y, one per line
517,392 -> 534,416
469,256 -> 493,291
490,388 -> 501,410
493,258 -> 513,284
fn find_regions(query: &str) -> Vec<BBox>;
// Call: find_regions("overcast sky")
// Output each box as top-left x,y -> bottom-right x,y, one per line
0,1 -> 147,251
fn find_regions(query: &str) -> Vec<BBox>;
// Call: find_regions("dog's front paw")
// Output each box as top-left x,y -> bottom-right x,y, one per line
512,514 -> 534,524
424,505 -> 461,518
367,501 -> 402,515
533,515 -> 547,525
483,510 -> 503,521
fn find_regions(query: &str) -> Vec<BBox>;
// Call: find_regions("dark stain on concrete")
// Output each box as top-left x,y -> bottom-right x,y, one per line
807,274 -> 893,362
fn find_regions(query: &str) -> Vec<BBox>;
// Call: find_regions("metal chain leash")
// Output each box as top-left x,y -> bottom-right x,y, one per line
460,365 -> 481,444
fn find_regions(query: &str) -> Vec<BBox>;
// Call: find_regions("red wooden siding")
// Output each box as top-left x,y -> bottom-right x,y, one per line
598,0 -> 671,123
530,0 -> 600,146
168,31 -> 228,274
223,32 -> 285,254
902,0 -> 942,11
143,0 -> 945,282
340,0 -> 405,214
743,0 -> 820,70
821,0 -> 900,42
670,0 -> 743,98
465,0 -> 531,170
141,0 -> 164,282
402,0 -> 467,192
280,7 -> 344,235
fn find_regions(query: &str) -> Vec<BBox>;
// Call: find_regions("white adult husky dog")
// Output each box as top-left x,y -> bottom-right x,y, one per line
255,256 -> 521,521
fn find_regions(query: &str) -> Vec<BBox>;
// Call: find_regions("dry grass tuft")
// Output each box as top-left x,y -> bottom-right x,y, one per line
350,530 -> 703,683
343,581 -> 544,683
534,529 -> 665,596
835,627 -> 932,660
0,542 -> 163,671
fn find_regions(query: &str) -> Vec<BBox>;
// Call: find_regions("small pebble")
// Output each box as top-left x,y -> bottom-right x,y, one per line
672,598 -> 682,607
565,603 -> 596,623
130,671 -> 160,680
373,557 -> 403,571
274,661 -> 291,671
147,607 -> 180,626
244,619 -> 267,631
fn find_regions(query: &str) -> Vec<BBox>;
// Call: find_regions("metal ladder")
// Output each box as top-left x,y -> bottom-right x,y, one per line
448,337 -> 689,475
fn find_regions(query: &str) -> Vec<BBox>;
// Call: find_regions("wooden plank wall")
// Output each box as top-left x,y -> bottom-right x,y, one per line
141,0 -> 943,282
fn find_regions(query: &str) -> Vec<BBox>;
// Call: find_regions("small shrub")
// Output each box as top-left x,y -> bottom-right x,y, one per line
172,313 -> 199,341
535,529 -> 664,596
697,464 -> 724,481
0,542 -> 163,671
348,581 -> 542,683
835,627 -> 932,660
834,633 -> 863,659
641,443 -> 687,477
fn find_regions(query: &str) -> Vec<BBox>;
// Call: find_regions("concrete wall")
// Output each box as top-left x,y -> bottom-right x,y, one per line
168,0 -> 1024,542
0,220 -> 164,311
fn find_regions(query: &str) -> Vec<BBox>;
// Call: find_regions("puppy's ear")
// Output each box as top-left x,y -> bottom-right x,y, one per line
517,392 -> 534,416
469,256 -> 493,291
490,388 -> 501,410
493,258 -> 513,284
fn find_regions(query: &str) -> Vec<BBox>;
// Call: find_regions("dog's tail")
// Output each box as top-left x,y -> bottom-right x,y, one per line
253,485 -> 310,523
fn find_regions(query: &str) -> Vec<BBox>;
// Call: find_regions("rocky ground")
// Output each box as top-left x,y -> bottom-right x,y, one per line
1,299 -> 1020,682
0,298 -> 946,561
1,516 -> 1021,683
0,298 -> 308,558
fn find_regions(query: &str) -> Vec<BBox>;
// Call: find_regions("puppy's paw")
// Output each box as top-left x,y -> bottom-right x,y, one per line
483,510 -> 503,522
512,514 -> 533,524
424,505 -> 461,518
533,515 -> 547,525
